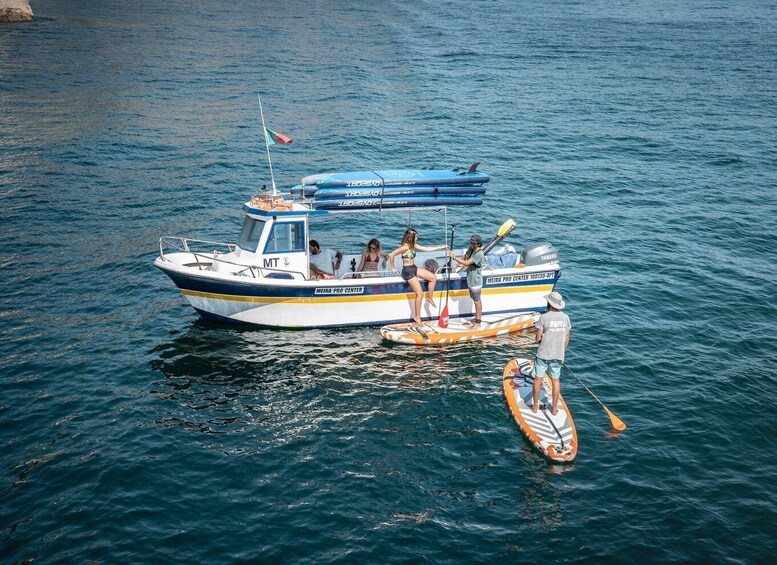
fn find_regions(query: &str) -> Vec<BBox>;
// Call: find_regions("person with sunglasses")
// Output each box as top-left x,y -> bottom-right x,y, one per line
389,228 -> 447,325
356,238 -> 389,277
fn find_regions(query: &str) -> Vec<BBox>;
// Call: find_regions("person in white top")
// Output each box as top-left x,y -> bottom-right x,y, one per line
309,239 -> 343,280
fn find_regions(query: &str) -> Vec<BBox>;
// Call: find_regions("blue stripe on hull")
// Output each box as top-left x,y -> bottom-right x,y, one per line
163,269 -> 469,297
163,268 -> 556,299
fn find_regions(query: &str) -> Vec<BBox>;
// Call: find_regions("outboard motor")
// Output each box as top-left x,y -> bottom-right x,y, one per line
519,243 -> 559,266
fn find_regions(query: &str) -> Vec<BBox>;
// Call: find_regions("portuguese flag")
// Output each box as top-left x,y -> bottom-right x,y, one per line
265,127 -> 292,145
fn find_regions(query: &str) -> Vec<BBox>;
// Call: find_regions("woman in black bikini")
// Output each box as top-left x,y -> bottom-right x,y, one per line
389,228 -> 447,325
357,238 -> 389,276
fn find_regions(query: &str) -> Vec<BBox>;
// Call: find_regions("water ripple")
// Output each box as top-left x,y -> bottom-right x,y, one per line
2,0 -> 777,562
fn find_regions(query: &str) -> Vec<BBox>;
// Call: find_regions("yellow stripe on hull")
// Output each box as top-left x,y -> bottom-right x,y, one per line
180,284 -> 555,305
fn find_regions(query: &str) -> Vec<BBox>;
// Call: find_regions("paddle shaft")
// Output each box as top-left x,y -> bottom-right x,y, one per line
562,362 -> 627,430
482,219 -> 516,255
443,225 -> 455,308
449,219 -> 514,277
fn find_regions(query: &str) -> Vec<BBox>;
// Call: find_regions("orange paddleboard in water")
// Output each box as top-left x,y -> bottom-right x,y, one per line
380,312 -> 539,346
502,357 -> 578,463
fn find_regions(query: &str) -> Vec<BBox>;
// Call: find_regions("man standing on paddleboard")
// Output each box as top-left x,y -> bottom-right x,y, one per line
449,234 -> 484,325
532,291 -> 571,415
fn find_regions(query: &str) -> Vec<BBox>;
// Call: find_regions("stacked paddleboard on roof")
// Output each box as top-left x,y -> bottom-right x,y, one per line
315,165 -> 489,188
291,162 -> 489,200
502,357 -> 578,463
312,194 -> 483,210
308,184 -> 486,200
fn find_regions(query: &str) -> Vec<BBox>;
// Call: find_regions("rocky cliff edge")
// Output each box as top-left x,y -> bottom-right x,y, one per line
0,0 -> 33,22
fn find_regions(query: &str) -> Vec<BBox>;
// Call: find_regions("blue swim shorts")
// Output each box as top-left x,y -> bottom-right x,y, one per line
533,358 -> 562,380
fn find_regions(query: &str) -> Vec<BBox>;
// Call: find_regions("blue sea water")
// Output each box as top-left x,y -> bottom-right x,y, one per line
2,0 -> 777,562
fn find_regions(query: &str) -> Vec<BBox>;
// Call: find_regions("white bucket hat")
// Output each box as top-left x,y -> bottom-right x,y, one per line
545,291 -> 565,310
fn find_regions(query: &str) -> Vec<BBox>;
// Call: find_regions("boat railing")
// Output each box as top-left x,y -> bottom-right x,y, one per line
159,236 -> 236,269
158,236 -> 306,280
340,265 -> 463,280
340,270 -> 392,280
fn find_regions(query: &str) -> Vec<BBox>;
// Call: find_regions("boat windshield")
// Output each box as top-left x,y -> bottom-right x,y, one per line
265,221 -> 305,253
237,217 -> 266,252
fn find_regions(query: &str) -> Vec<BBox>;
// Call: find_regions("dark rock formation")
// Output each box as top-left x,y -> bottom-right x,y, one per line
0,0 -> 33,22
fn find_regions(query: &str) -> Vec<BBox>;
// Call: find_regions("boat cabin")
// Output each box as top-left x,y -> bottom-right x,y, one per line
208,197 -> 324,280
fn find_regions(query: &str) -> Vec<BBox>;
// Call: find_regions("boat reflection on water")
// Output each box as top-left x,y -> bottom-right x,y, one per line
148,318 -> 361,388
152,322 -> 438,384
146,321 -> 522,449
148,318 -> 531,392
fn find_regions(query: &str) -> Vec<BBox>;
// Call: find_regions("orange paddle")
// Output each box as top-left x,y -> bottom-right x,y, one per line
438,224 -> 455,328
563,362 -> 627,431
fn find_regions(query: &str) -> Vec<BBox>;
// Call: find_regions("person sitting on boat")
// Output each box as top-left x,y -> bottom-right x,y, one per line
356,238 -> 389,277
449,234 -> 484,325
388,228 -> 447,325
309,239 -> 343,280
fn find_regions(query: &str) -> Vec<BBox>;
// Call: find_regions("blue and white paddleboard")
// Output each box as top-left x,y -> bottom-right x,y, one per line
313,168 -> 490,189
503,358 -> 578,463
300,173 -> 333,187
311,195 -> 483,210
308,184 -> 486,200
291,183 -> 487,198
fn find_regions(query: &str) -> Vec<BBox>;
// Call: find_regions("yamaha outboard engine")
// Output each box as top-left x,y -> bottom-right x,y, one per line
519,243 -> 559,266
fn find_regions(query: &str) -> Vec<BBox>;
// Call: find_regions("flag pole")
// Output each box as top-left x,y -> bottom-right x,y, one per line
257,93 -> 278,195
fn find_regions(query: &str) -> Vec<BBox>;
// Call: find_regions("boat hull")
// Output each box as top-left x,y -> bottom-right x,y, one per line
155,256 -> 560,328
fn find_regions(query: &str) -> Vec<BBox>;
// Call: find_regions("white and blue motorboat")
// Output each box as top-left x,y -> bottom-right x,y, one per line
154,169 -> 561,328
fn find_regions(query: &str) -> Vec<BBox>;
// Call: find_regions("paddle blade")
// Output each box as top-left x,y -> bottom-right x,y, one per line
497,218 -> 516,237
606,408 -> 627,431
438,305 -> 449,328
